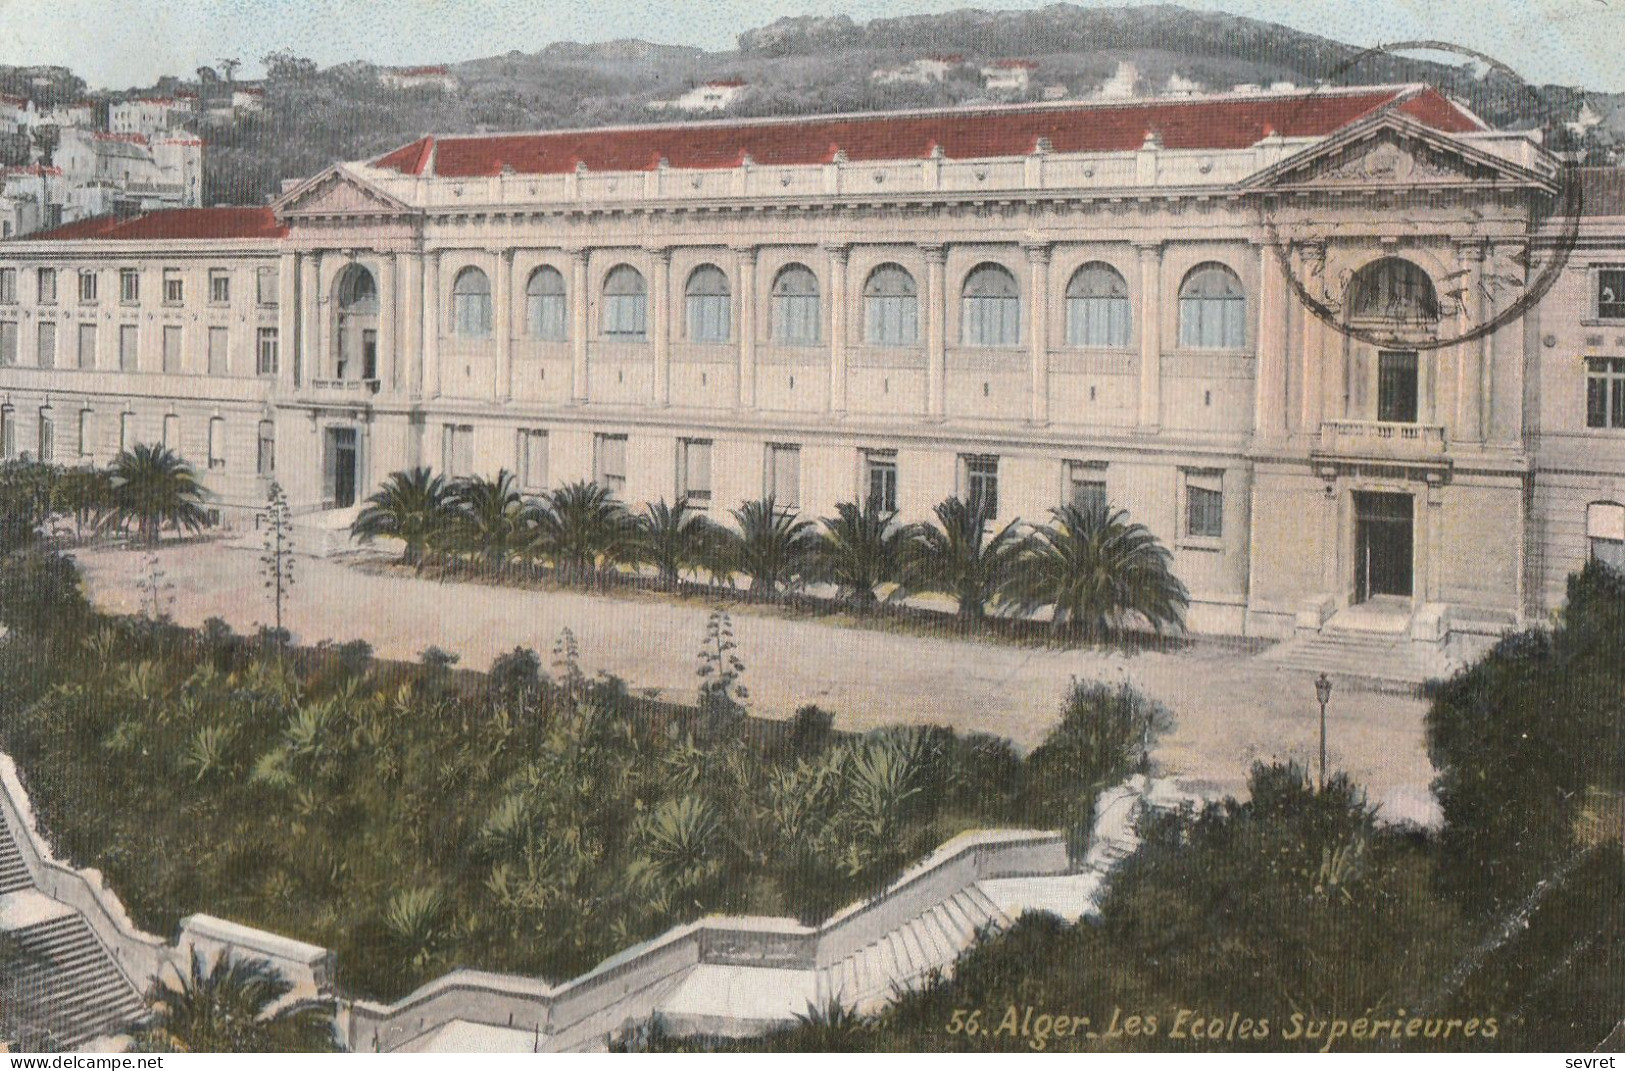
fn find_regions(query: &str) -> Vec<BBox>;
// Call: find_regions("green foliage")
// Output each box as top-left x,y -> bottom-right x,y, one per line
349,467 -> 452,568
0,547 -> 89,639
1001,503 -> 1189,640
259,481 -> 295,635
695,609 -> 748,724
725,498 -> 816,598
813,499 -> 913,609
446,469 -> 533,573
533,481 -> 635,585
135,952 -> 338,1053
104,443 -> 211,544
897,495 -> 1023,622
634,498 -> 719,588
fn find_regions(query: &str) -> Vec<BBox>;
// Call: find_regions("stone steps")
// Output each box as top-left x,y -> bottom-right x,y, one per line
1255,629 -> 1456,691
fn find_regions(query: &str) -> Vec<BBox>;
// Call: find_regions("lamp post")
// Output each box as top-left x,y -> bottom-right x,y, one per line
1315,672 -> 1333,792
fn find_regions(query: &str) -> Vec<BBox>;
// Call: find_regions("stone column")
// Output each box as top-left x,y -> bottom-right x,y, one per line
923,243 -> 947,420
735,244 -> 758,410
1424,475 -> 1445,602
495,248 -> 515,403
423,250 -> 441,399
1136,241 -> 1162,433
380,252 -> 398,393
826,243 -> 850,415
1254,240 -> 1289,440
402,253 -> 424,399
1297,242 -> 1325,436
1024,240 -> 1052,425
649,246 -> 671,408
1455,241 -> 1486,444
299,251 -> 320,386
569,248 -> 589,404
1491,242 -> 1524,448
277,252 -> 299,392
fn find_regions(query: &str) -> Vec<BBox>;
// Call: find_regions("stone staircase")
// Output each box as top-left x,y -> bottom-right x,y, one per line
0,810 -> 148,1051
1255,627 -> 1457,693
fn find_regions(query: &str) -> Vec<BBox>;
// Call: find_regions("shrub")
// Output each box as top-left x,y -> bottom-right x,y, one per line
0,547 -> 90,640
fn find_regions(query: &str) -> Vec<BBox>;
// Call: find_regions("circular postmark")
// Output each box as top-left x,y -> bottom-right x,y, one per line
1256,40 -> 1583,352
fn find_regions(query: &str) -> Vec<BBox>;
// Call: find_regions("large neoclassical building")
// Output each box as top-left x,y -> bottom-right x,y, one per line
0,84 -> 1621,642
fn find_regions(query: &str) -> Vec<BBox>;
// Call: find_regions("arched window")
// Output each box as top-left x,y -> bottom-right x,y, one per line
1178,263 -> 1246,350
1347,257 -> 1440,324
452,267 -> 492,338
961,263 -> 1021,346
685,264 -> 731,344
771,264 -> 820,346
526,266 -> 567,341
1066,263 -> 1131,347
1588,501 -> 1625,571
602,265 -> 647,339
334,265 -> 378,381
864,264 -> 918,346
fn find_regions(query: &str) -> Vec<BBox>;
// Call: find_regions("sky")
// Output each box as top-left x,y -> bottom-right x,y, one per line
1,0 -> 1622,93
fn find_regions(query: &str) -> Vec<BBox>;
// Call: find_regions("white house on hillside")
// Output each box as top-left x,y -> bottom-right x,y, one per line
649,80 -> 749,114
981,60 -> 1037,94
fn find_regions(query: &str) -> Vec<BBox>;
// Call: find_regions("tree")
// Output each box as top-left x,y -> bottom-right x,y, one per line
218,58 -> 242,83
1000,503 -> 1188,641
446,469 -> 532,573
812,500 -> 912,610
104,443 -> 210,544
634,497 -> 716,589
897,495 -> 1023,623
724,498 -> 815,599
135,952 -> 337,1053
531,481 -> 634,586
350,467 -> 451,568
0,547 -> 88,640
259,481 -> 295,638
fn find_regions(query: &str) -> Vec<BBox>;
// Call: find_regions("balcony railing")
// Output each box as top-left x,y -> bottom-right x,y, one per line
1315,420 -> 1446,461
307,378 -> 380,395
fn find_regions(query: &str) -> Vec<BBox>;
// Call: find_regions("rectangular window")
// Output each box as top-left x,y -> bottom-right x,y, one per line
36,410 -> 52,463
1185,470 -> 1225,540
77,323 -> 97,369
163,269 -> 184,306
1599,269 -> 1625,320
36,268 -> 56,305
1377,350 -> 1420,424
1067,461 -> 1108,514
119,412 -> 133,453
208,327 -> 229,375
1587,358 -> 1625,429
78,409 -> 92,459
679,438 -> 713,506
36,322 -> 55,368
256,266 -> 280,306
119,325 -> 138,371
864,451 -> 898,513
441,424 -> 473,479
162,325 -> 183,373
207,417 -> 225,469
0,321 -> 16,366
962,455 -> 999,521
765,443 -> 801,510
162,414 -> 179,451
78,270 -> 98,304
120,269 -> 139,305
0,269 -> 15,305
517,429 -> 548,491
209,270 -> 230,305
594,433 -> 628,496
257,420 -> 276,475
256,327 -> 279,376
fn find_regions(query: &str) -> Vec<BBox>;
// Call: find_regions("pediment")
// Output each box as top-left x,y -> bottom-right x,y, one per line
272,166 -> 415,219
1248,113 -> 1556,193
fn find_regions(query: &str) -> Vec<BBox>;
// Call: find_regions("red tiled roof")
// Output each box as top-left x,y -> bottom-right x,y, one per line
371,87 -> 1480,179
705,79 -> 747,88
991,59 -> 1038,70
12,207 -> 287,242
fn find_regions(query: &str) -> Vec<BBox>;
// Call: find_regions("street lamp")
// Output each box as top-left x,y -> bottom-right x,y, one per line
1315,672 -> 1334,792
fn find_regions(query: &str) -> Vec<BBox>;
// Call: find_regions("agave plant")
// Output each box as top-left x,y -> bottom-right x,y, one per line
1000,502 -> 1189,641
180,724 -> 237,783
103,443 -> 210,543
633,497 -> 718,589
634,794 -> 722,893
723,498 -> 816,599
381,886 -> 448,969
532,481 -> 635,586
444,469 -> 534,573
841,731 -> 926,844
138,951 -> 337,1053
897,495 -> 1024,623
350,467 -> 453,568
812,499 -> 913,609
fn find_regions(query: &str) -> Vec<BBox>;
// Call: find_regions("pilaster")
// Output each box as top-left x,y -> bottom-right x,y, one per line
1135,241 -> 1162,433
735,244 -> 758,410
495,248 -> 514,403
923,243 -> 947,420
649,245 -> 671,408
826,243 -> 850,415
568,247 -> 589,405
1023,240 -> 1051,425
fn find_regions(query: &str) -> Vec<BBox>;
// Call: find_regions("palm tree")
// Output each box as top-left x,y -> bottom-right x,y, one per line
634,497 -> 717,589
350,467 -> 451,568
136,951 -> 337,1053
723,497 -> 816,599
813,499 -> 912,610
531,481 -> 634,586
1000,502 -> 1189,641
446,469 -> 532,574
52,466 -> 115,541
897,495 -> 1023,623
104,443 -> 210,543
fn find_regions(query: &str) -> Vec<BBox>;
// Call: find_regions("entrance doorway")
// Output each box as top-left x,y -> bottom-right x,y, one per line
327,427 -> 358,509
1353,491 -> 1413,602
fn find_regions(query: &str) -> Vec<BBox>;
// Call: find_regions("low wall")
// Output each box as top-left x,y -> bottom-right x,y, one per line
178,914 -> 335,1002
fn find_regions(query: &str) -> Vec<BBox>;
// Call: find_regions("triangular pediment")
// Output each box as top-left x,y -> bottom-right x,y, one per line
1247,111 -> 1557,193
271,166 -> 416,219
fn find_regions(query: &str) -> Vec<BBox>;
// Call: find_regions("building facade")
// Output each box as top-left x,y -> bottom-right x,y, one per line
0,86 -> 1616,642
